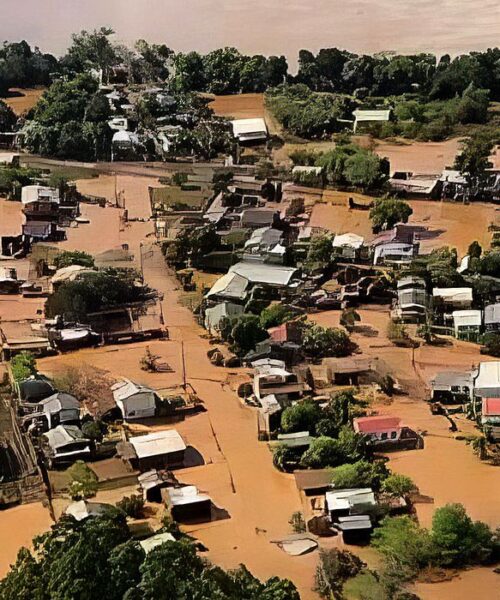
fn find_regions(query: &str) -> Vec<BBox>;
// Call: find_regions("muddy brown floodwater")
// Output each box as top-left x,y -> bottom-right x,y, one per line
2,169 -> 499,598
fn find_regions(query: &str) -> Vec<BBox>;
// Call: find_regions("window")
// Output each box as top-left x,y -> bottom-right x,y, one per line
381,432 -> 388,440
390,431 -> 397,439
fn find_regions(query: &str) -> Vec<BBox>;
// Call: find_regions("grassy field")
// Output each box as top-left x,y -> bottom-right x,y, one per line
4,87 -> 45,115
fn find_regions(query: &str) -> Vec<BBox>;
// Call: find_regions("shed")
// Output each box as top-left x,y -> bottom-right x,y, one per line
326,488 -> 376,520
123,429 -> 186,471
65,500 -> 112,521
111,378 -> 160,421
21,185 -> 59,205
232,118 -> 268,143
38,392 -> 80,429
166,485 -> 212,522
42,425 -> 91,465
275,431 -> 314,449
335,515 -> 372,544
18,377 -> 55,403
353,109 -> 391,132
322,356 -> 373,385
294,469 -> 333,495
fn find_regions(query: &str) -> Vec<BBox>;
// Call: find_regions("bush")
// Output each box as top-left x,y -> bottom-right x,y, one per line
67,460 -> 98,500
315,548 -> 364,599
54,250 -> 95,270
281,400 -> 322,434
259,303 -> 295,329
116,494 -> 145,519
330,460 -> 389,490
481,333 -> 500,357
381,473 -> 417,497
288,511 -> 306,534
302,323 -> 354,358
81,419 -> 107,442
10,351 -> 37,382
300,429 -> 366,469
369,198 -> 413,232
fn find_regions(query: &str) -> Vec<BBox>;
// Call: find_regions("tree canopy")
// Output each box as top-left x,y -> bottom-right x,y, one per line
0,512 -> 300,600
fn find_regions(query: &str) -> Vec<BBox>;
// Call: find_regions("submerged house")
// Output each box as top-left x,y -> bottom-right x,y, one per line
373,241 -> 417,265
231,118 -> 268,143
430,371 -> 473,404
253,360 -> 308,403
166,485 -> 212,522
353,416 -> 421,450
332,233 -> 364,261
29,392 -> 81,430
111,378 -> 160,421
41,425 -> 91,467
326,488 -> 376,520
481,398 -> 500,441
204,301 -> 244,334
118,429 -> 186,472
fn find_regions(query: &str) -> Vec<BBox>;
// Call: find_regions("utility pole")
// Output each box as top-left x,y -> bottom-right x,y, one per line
181,341 -> 187,390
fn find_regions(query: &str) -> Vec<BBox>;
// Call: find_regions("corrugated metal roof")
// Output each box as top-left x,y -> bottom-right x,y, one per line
130,429 -> 186,458
354,416 -> 401,434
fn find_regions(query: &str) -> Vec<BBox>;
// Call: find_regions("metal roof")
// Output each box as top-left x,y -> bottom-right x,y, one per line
452,310 -> 482,327
43,425 -> 89,449
232,118 -> 268,140
129,429 -> 186,459
485,303 -> 500,325
474,362 -> 500,396
167,485 -> 210,507
433,287 -> 473,302
354,416 -> 402,434
111,378 -> 157,401
230,261 -> 297,286
353,109 -> 391,122
332,233 -> 364,249
205,271 -> 249,300
139,532 -> 176,554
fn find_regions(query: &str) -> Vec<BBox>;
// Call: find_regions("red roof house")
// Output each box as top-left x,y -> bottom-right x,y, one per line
267,321 -> 302,344
353,416 -> 402,440
481,398 -> 500,426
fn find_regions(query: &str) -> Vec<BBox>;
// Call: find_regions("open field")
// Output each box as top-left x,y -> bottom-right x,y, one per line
4,87 -> 45,115
209,92 -> 281,135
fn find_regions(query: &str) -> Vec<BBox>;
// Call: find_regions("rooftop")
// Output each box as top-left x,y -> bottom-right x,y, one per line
482,397 -> 500,416
129,429 -> 186,459
354,416 -> 402,434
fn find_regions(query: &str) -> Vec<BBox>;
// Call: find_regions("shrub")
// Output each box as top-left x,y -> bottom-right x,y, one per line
315,548 -> 364,599
81,419 -> 107,442
302,323 -> 354,358
116,494 -> 145,519
381,473 -> 417,497
53,250 -> 95,270
259,303 -> 295,329
369,198 -> 413,232
288,511 -> 306,534
281,400 -> 322,434
330,460 -> 389,490
10,351 -> 37,382
67,460 -> 98,500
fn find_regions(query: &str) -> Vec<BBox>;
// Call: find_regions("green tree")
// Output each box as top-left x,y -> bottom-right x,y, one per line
306,234 -> 333,266
314,548 -> 364,599
281,400 -> 322,434
302,323 -> 354,358
431,503 -> 497,567
53,250 -> 95,270
343,150 -> 388,191
372,516 -> 436,581
116,494 -> 145,519
259,303 -> 295,329
229,314 -> 268,356
468,240 -> 482,259
369,198 -> 413,233
10,351 -> 37,381
454,133 -> 494,194
65,27 -> 118,80
67,460 -> 98,500
340,307 -> 360,332
0,100 -> 17,131
481,333 -> 500,357
330,460 -> 388,490
381,473 -> 417,497
300,436 -> 344,469
315,391 -> 367,438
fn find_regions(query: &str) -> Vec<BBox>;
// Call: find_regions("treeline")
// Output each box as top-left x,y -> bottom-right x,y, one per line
2,29 -> 500,102
0,41 -> 57,96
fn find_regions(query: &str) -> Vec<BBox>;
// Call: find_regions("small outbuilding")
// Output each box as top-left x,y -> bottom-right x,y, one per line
119,429 -> 186,472
232,118 -> 268,143
111,378 -> 160,421
166,485 -> 212,522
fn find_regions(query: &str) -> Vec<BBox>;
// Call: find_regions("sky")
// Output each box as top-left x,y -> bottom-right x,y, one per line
1,0 -> 499,67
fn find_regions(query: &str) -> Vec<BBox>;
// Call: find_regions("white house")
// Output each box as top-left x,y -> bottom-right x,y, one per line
452,310 -> 482,341
111,378 -> 160,420
21,185 -> 60,205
